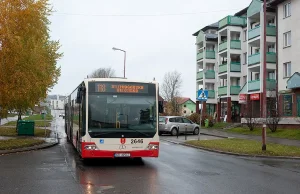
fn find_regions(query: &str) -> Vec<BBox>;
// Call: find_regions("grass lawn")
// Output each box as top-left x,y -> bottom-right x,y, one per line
4,120 -> 51,127
0,127 -> 51,137
0,139 -> 44,150
228,127 -> 300,140
23,114 -> 53,121
186,139 -> 300,157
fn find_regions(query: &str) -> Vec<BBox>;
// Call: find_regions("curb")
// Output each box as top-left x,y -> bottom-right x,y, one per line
180,142 -> 300,160
200,132 -> 229,139
0,141 -> 59,155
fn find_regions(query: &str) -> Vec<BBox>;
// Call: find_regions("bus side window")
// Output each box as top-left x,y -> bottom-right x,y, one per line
81,93 -> 86,136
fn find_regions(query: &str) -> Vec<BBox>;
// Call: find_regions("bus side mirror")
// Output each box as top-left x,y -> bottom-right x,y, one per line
158,101 -> 164,113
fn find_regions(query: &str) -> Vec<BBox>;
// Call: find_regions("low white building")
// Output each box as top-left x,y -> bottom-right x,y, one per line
47,95 -> 66,110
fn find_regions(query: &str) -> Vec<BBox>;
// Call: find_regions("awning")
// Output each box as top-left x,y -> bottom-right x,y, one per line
287,72 -> 300,89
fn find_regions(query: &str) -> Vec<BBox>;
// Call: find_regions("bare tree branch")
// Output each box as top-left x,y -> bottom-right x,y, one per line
266,90 -> 281,132
89,67 -> 116,78
160,71 -> 182,115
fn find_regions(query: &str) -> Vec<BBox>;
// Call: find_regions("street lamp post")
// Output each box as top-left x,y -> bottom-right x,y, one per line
112,47 -> 126,78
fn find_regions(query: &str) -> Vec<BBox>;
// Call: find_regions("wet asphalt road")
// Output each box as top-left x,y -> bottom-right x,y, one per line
0,110 -> 300,194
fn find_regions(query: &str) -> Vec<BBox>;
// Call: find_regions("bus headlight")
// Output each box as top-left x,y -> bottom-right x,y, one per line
84,144 -> 98,150
147,143 -> 159,150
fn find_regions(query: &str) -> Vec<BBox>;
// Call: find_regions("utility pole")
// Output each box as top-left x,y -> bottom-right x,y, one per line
262,0 -> 267,151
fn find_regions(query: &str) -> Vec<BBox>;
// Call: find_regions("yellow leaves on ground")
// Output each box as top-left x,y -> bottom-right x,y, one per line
0,0 -> 62,117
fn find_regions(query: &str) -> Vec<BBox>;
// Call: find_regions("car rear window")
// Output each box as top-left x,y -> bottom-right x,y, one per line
159,117 -> 165,122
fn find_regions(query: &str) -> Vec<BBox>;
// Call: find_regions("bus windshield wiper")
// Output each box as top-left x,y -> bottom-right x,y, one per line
89,131 -> 118,137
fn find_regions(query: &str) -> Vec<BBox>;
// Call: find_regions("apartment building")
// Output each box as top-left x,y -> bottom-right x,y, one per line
193,0 -> 299,123
193,23 -> 218,117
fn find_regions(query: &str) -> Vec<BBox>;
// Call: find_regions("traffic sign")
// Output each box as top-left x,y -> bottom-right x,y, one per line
197,89 -> 208,101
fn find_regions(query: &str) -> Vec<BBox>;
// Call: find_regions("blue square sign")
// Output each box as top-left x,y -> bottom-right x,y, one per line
197,89 -> 208,101
100,139 -> 104,144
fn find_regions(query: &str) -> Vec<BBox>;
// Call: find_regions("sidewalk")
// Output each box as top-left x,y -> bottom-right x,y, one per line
160,133 -> 222,144
200,128 -> 300,147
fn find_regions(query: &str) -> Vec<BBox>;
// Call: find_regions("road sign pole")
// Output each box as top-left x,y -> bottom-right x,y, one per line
198,100 -> 202,141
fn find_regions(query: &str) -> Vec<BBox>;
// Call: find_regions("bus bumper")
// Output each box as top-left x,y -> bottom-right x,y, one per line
81,142 -> 159,159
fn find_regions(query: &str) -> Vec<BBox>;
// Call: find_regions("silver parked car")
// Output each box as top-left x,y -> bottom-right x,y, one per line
158,116 -> 200,136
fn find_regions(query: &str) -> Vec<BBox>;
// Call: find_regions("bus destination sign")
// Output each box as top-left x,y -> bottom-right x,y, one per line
95,83 -> 148,94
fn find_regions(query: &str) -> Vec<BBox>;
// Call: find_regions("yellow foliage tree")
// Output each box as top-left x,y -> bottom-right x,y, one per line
0,0 -> 62,119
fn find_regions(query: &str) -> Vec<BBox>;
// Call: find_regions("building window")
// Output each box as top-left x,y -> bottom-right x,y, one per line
243,30 -> 247,41
284,2 -> 291,18
283,62 -> 291,77
243,52 -> 247,64
283,95 -> 292,116
283,31 -> 291,47
268,45 -> 275,52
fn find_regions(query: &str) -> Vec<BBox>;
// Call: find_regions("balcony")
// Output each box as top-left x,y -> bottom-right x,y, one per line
248,80 -> 260,91
208,90 -> 215,98
230,86 -> 241,95
218,86 -> 227,96
219,41 -> 227,52
248,26 -> 260,40
219,64 -> 227,74
219,16 -> 246,29
205,70 -> 215,79
248,52 -> 276,66
197,52 -> 204,61
248,53 -> 260,65
197,71 -> 203,80
248,25 -> 277,40
267,79 -> 276,90
266,52 -> 276,63
230,40 -> 241,49
196,31 -> 204,44
230,62 -> 241,72
206,50 -> 216,59
267,25 -> 276,36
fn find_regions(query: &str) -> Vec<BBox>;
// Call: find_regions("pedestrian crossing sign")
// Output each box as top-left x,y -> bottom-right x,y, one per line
197,89 -> 208,101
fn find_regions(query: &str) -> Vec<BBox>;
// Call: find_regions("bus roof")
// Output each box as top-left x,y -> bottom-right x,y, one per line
83,77 -> 158,84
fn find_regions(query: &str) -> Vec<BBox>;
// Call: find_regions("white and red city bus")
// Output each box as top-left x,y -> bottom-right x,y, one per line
64,78 -> 163,159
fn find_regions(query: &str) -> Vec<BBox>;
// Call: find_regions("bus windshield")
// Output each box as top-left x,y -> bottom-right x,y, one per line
88,94 -> 157,138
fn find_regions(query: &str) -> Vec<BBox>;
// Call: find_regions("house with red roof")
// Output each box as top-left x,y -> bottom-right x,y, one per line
174,97 -> 196,116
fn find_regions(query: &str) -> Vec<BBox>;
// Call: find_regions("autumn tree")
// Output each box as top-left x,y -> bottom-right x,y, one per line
89,67 -> 116,78
0,0 -> 62,120
160,71 -> 182,115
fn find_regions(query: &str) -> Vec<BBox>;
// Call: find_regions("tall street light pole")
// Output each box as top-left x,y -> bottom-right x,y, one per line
112,47 -> 126,78
262,0 -> 267,151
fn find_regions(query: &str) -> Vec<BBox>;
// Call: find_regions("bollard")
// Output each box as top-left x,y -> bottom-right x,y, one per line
176,128 -> 179,139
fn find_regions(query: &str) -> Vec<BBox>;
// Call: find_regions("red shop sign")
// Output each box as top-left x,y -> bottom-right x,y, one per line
239,94 -> 246,101
250,93 -> 260,100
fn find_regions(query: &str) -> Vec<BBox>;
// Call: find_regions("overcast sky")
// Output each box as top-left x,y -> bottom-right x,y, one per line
48,0 -> 250,100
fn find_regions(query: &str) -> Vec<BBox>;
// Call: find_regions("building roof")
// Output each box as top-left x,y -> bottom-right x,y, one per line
192,22 -> 218,36
174,97 -> 195,105
268,0 -> 285,6
234,7 -> 248,16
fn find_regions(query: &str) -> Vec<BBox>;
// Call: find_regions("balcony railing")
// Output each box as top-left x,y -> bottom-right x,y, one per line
248,25 -> 277,40
197,71 -> 203,80
267,79 -> 276,90
206,50 -> 216,59
219,41 -> 227,52
196,31 -> 204,44
248,53 -> 260,65
205,70 -> 215,79
219,64 -> 227,73
230,86 -> 241,95
197,52 -> 204,61
230,62 -> 241,72
230,40 -> 241,49
219,16 -> 246,29
266,52 -> 276,63
267,25 -> 276,36
208,90 -> 215,98
248,26 -> 260,40
218,86 -> 227,96
248,79 -> 260,91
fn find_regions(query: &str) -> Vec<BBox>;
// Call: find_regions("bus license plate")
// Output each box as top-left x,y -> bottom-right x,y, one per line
114,153 -> 130,157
